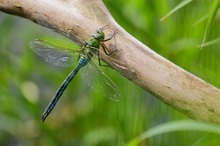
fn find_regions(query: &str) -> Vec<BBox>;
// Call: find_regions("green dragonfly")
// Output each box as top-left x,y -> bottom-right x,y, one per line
29,26 -> 119,122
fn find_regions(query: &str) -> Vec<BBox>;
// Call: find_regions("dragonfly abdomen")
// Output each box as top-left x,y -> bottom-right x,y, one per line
78,55 -> 88,67
41,58 -> 86,122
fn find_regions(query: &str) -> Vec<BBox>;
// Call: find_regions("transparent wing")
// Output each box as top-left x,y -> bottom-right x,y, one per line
29,39 -> 80,67
87,59 -> 120,101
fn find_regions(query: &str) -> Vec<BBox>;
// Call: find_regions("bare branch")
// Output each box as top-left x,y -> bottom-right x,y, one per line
1,0 -> 220,123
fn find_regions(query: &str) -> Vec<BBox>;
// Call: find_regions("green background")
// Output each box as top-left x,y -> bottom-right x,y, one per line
1,0 -> 220,145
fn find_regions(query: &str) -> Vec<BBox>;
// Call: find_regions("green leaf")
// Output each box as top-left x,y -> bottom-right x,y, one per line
126,120 -> 220,146
192,134 -> 220,146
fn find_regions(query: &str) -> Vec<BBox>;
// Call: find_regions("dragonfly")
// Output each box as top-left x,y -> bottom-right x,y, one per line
29,26 -> 119,122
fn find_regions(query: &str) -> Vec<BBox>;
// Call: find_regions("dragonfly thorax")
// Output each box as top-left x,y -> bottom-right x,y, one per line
85,38 -> 100,50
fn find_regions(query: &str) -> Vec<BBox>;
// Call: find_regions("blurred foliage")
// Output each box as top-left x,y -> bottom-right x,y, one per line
1,0 -> 220,146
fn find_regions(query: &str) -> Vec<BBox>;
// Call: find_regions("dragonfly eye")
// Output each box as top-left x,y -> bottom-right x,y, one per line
96,29 -> 101,34
92,30 -> 104,41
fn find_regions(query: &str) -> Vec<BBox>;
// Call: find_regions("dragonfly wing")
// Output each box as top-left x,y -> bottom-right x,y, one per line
29,39 -> 79,67
88,59 -> 120,101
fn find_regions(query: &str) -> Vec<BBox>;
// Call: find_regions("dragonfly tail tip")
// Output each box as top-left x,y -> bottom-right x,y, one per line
41,114 -> 48,122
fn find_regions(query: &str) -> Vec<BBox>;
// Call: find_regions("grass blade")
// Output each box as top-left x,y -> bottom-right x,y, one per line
160,0 -> 193,21
201,0 -> 220,49
197,37 -> 220,48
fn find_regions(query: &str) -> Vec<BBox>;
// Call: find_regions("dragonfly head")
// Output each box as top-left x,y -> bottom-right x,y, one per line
91,29 -> 105,41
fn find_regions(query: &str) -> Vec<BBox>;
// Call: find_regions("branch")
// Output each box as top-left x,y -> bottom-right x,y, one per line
1,0 -> 220,123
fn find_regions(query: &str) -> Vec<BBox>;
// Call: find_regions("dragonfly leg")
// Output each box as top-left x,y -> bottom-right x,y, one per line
102,29 -> 119,56
101,43 -> 118,56
97,49 -> 109,67
100,25 -> 109,30
103,29 -> 118,42
98,30 -> 119,67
